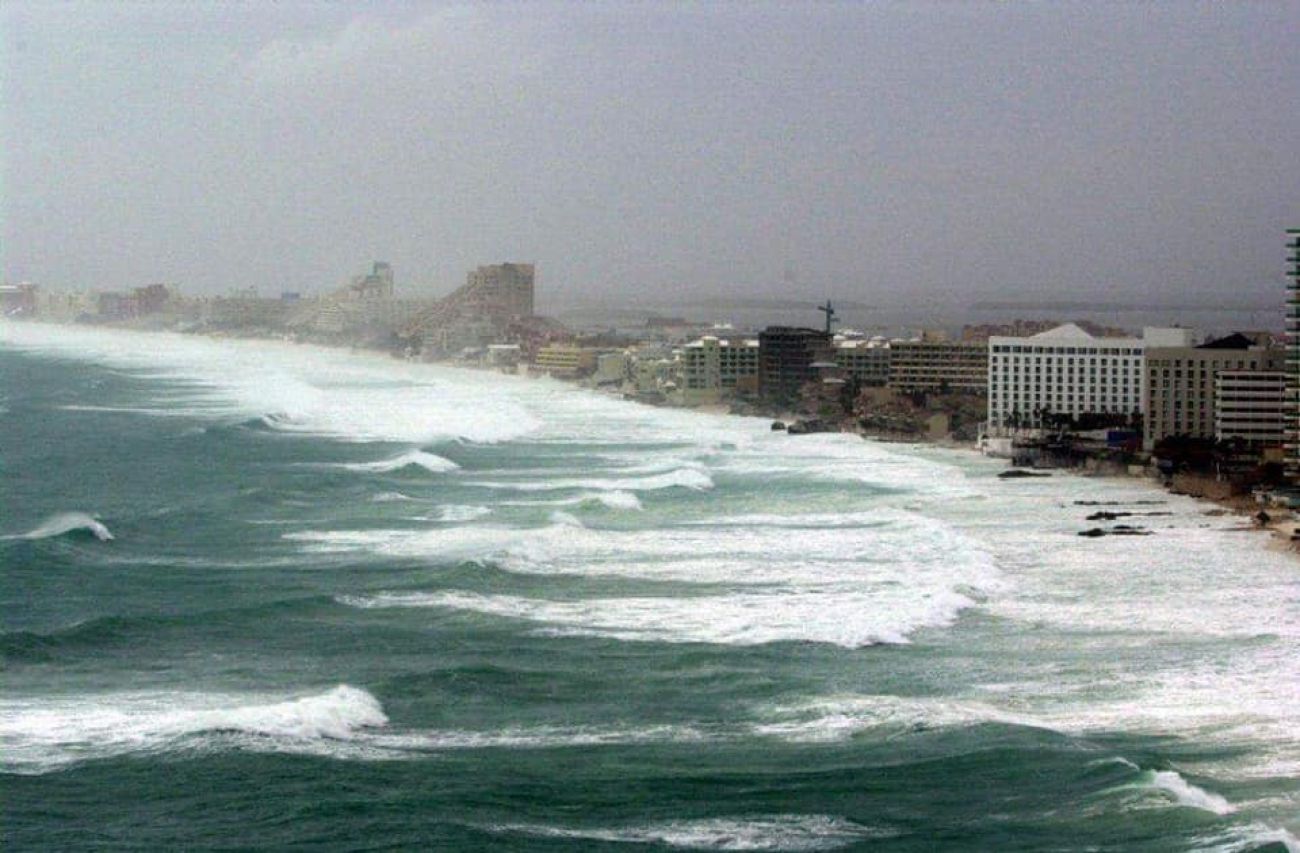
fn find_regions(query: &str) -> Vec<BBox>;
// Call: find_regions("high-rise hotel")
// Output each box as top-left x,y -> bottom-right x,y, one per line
1287,230 -> 1300,480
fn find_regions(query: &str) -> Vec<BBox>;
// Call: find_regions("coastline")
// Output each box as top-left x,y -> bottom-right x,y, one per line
5,317 -> 1296,559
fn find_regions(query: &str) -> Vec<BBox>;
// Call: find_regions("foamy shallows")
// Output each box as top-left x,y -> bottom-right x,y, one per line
0,323 -> 540,444
313,508 -> 1002,646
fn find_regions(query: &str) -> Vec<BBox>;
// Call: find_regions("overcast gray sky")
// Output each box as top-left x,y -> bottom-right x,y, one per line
3,2 -> 1297,309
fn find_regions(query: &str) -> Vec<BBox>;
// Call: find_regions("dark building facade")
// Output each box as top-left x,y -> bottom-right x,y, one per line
758,326 -> 831,403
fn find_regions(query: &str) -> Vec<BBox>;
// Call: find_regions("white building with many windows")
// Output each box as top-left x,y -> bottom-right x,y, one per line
987,324 -> 1193,434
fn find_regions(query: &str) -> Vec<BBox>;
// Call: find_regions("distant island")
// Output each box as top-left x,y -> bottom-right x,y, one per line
969,300 -> 1278,313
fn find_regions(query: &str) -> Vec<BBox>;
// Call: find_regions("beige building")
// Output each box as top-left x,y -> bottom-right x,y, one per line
592,351 -> 629,387
680,335 -> 759,405
465,262 -> 535,324
834,339 -> 890,386
890,340 -> 987,394
1144,334 -> 1282,449
533,344 -> 598,378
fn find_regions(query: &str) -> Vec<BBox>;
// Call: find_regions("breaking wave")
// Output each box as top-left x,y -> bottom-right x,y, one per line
747,694 -> 1046,741
371,491 -> 416,503
438,504 -> 492,522
470,467 -> 713,493
341,450 -> 458,474
0,685 -> 386,774
1,685 -> 713,774
8,512 -> 114,542
499,490 -> 643,511
1144,769 -> 1235,815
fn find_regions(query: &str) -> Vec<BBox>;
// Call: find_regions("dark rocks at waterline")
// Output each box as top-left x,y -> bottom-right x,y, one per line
770,421 -> 787,431
1078,526 -> 1153,537
998,469 -> 1051,479
1075,500 -> 1166,506
786,418 -> 833,435
1085,511 -> 1175,521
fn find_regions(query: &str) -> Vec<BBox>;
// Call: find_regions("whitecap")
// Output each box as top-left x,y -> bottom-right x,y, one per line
371,491 -> 416,503
438,505 -> 492,522
9,512 -> 114,542
470,467 -> 713,493
0,685 -> 385,774
342,450 -> 458,474
1145,769 -> 1235,815
484,814 -> 892,851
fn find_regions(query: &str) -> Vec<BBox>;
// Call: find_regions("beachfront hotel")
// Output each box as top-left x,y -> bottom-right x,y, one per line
1143,334 -> 1283,450
679,335 -> 760,405
986,324 -> 1193,434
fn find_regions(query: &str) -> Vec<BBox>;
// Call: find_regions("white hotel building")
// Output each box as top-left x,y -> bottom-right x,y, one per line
987,324 -> 1194,434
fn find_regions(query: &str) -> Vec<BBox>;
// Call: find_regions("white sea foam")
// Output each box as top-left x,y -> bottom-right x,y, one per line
0,323 -> 541,444
0,685 -> 386,773
318,508 -> 1002,646
1145,770 -> 1235,815
470,467 -> 713,492
498,490 -> 643,511
1193,825 -> 1300,853
342,449 -> 459,474
547,510 -> 584,528
368,723 -> 707,752
338,584 -> 986,648
438,504 -> 492,522
0,686 -> 711,773
9,512 -> 114,542
371,491 -> 416,503
486,815 -> 891,850
747,694 -> 1046,742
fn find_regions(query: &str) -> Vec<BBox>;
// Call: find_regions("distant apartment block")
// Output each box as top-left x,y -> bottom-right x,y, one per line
466,262 -> 535,324
680,335 -> 759,405
402,262 -> 536,356
889,340 -> 987,394
98,292 -> 141,321
758,327 -> 831,404
1144,333 -> 1283,449
987,324 -> 1158,433
0,283 -> 38,317
348,261 -> 394,299
834,339 -> 890,387
1216,370 -> 1287,448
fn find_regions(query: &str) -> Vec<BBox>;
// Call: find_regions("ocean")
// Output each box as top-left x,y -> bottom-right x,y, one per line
1,322 -> 1296,852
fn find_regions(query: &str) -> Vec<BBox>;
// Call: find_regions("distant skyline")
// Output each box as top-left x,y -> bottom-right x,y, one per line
3,2 -> 1298,309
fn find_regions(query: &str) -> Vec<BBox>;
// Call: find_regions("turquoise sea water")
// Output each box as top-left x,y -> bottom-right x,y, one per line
1,323 -> 1297,851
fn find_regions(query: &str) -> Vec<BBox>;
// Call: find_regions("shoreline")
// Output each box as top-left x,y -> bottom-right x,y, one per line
5,317 -> 1296,558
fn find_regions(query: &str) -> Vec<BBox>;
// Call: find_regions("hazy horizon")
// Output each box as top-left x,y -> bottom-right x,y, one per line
4,3 -> 1298,307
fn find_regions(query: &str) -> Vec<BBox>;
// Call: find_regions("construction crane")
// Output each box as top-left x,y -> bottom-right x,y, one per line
817,300 -> 838,335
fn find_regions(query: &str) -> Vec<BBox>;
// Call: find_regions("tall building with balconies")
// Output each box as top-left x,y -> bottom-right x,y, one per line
1286,230 -> 1300,480
758,326 -> 831,404
680,335 -> 759,405
466,262 -> 535,324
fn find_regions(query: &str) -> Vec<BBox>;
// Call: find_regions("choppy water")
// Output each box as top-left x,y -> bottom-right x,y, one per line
1,322 -> 1297,852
